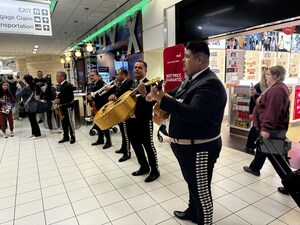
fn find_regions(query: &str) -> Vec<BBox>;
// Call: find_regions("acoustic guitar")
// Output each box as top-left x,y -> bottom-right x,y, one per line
152,92 -> 172,126
94,77 -> 161,130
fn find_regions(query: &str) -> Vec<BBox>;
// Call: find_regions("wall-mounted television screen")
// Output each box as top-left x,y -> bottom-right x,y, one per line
175,0 -> 300,44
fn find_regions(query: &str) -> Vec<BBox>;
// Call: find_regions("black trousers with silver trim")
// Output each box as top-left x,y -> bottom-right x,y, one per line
171,137 -> 222,225
127,118 -> 159,173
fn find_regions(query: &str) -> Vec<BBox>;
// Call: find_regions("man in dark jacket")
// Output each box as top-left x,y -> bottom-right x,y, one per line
127,60 -> 160,183
149,41 -> 227,225
55,71 -> 75,144
108,68 -> 133,162
86,70 -> 114,148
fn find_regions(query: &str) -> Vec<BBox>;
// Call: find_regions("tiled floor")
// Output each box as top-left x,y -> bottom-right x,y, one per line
0,119 -> 299,225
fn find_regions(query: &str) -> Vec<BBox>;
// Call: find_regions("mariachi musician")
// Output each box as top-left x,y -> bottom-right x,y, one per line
128,60 -> 160,183
55,71 -> 76,144
86,70 -> 115,148
108,68 -> 133,162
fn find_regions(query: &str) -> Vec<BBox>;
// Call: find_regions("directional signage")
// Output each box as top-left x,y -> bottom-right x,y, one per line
0,0 -> 52,36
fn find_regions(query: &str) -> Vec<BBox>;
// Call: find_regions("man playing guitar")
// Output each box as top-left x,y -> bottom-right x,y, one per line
108,68 -> 133,162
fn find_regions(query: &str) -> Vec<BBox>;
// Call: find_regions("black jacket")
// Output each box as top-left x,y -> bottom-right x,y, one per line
114,79 -> 134,98
161,68 -> 227,139
58,81 -> 74,108
131,78 -> 155,120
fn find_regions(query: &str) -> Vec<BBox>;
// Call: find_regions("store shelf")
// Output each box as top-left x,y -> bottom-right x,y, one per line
228,85 -> 251,136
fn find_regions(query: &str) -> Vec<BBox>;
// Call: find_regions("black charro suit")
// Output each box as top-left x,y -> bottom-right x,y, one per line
58,80 -> 75,141
114,79 -> 134,156
126,78 -> 159,174
160,68 -> 227,225
91,80 -> 116,146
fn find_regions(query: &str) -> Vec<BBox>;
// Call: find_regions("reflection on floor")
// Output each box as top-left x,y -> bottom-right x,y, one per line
0,119 -> 299,225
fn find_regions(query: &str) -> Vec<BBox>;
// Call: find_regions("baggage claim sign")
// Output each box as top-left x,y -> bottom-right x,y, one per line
0,0 -> 52,36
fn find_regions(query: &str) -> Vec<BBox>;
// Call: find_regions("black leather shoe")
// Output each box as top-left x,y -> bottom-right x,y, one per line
132,168 -> 150,176
91,141 -> 103,146
278,187 -> 289,195
173,210 -> 197,223
103,142 -> 112,149
58,138 -> 69,143
243,166 -> 260,176
145,173 -> 160,182
70,137 -> 76,144
119,153 -> 131,162
115,149 -> 125,154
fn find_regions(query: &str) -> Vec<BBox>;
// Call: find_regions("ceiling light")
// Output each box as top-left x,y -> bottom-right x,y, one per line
34,45 -> 39,49
60,57 -> 65,64
86,43 -> 93,52
75,49 -> 81,57
65,55 -> 71,62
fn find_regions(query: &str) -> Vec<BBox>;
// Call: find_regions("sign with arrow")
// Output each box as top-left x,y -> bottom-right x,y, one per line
0,0 -> 52,36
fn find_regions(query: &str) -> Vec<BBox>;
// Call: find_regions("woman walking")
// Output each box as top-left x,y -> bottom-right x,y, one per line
16,75 -> 41,139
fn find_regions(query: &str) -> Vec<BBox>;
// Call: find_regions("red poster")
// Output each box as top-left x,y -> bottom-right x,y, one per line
163,44 -> 185,91
294,85 -> 300,120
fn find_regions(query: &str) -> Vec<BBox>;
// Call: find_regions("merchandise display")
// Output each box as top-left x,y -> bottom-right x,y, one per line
277,52 -> 290,74
244,50 -> 261,79
226,49 -> 244,84
261,51 -> 276,69
289,53 -> 300,77
229,85 -> 252,132
210,49 -> 225,81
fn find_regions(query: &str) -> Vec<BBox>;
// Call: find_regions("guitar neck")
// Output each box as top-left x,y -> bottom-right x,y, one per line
131,77 -> 162,96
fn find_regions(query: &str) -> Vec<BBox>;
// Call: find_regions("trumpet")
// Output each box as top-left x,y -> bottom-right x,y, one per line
91,80 -> 116,97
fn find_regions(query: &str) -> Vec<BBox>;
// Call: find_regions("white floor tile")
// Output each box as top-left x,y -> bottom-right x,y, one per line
14,212 -> 46,225
127,193 -> 157,211
43,192 -> 70,210
235,205 -> 275,225
15,199 -> 43,219
0,207 -> 14,224
96,190 -> 124,207
72,196 -> 101,215
1,119 -> 297,225
253,197 -> 291,217
45,204 -> 75,224
137,205 -> 171,225
103,200 -> 134,221
215,194 -> 248,212
77,208 -> 109,225
111,213 -> 146,225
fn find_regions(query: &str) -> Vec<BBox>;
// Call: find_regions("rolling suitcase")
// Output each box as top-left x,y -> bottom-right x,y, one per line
259,138 -> 300,207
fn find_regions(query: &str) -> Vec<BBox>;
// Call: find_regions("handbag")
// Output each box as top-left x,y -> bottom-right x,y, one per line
258,130 -> 292,155
36,101 -> 51,114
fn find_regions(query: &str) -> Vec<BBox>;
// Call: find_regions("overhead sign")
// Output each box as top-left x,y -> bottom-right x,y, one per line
0,0 -> 52,36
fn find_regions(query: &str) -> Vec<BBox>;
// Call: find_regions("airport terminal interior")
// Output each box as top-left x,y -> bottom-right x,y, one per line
1,0 -> 300,224
0,119 -> 299,225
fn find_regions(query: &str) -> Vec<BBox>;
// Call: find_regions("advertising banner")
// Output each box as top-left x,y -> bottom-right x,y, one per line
294,85 -> 300,120
163,44 -> 185,92
0,0 -> 52,36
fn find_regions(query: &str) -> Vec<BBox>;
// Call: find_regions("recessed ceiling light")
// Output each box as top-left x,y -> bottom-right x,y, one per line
34,45 -> 39,48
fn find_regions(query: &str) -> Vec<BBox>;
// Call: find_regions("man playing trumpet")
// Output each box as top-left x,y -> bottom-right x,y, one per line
85,70 -> 114,148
